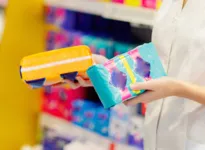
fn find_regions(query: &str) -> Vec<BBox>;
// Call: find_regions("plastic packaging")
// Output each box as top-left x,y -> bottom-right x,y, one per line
20,45 -> 93,88
87,43 -> 166,108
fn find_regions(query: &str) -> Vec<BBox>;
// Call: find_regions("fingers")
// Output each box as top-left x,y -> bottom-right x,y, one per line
130,79 -> 157,91
76,76 -> 93,87
64,80 -> 80,89
124,91 -> 157,106
130,82 -> 150,91
92,54 -> 108,64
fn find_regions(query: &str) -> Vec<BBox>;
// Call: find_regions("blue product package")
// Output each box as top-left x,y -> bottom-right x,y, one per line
82,118 -> 96,132
95,107 -> 110,137
87,43 -> 166,108
71,100 -> 98,126
71,99 -> 97,113
81,35 -> 97,54
95,38 -> 114,58
114,42 -> 135,56
54,9 -> 76,30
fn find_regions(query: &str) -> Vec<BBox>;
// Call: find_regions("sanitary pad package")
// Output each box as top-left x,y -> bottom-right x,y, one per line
20,45 -> 93,89
87,43 -> 166,108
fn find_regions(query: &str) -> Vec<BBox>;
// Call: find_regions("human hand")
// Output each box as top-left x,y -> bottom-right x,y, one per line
64,54 -> 108,89
124,77 -> 179,105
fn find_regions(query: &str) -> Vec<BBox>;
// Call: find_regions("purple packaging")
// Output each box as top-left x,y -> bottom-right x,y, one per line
55,136 -> 72,150
54,8 -> 76,30
54,30 -> 70,49
71,31 -> 83,46
45,6 -> 56,24
46,31 -> 56,50
108,105 -> 130,143
128,116 -> 144,149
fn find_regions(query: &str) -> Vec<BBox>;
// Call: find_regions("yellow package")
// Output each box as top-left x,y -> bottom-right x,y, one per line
125,0 -> 141,7
156,0 -> 162,9
20,45 -> 93,88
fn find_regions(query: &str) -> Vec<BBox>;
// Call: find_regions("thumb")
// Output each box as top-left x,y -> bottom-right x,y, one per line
130,81 -> 153,91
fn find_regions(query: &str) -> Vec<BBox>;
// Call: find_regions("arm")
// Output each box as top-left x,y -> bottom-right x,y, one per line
125,77 -> 205,105
176,80 -> 205,104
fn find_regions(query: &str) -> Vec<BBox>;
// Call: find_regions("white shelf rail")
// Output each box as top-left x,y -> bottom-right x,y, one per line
40,113 -> 138,150
44,0 -> 156,26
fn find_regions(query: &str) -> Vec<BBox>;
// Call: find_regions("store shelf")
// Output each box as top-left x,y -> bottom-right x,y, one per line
44,0 -> 156,26
40,113 -> 138,150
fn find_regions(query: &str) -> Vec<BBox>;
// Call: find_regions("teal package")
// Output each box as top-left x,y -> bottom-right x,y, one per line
87,43 -> 166,108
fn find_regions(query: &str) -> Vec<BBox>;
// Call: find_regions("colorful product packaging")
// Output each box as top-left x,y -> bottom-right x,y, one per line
156,0 -> 162,9
54,30 -> 70,49
142,0 -> 156,9
125,0 -> 141,7
81,35 -> 97,54
45,7 -> 76,30
95,38 -> 114,59
141,102 -> 147,116
42,87 -> 86,121
20,45 -> 93,89
109,105 -> 130,143
128,116 -> 144,149
46,31 -> 56,51
112,0 -> 124,4
95,108 -> 110,137
87,43 -> 166,108
42,127 -> 72,150
71,100 -> 98,126
114,42 -> 135,56
71,31 -> 83,46
45,6 -> 56,24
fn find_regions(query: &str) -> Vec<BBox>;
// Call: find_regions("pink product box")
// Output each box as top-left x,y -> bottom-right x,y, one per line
112,0 -> 124,3
42,87 -> 86,121
142,0 -> 156,9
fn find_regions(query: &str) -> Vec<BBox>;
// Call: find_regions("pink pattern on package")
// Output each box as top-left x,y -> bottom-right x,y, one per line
104,60 -> 132,101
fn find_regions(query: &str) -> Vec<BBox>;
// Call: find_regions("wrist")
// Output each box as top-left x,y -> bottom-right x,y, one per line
171,79 -> 186,97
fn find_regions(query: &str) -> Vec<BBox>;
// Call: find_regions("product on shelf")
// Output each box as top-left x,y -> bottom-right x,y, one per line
109,104 -> 130,143
128,116 -> 144,149
42,87 -> 86,121
113,42 -> 135,56
142,0 -> 162,9
87,43 -> 166,108
20,45 -> 93,89
125,0 -> 141,7
42,127 -> 73,150
112,0 -> 124,4
141,102 -> 147,116
45,6 -> 76,30
71,100 -> 97,126
71,99 -> 111,137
